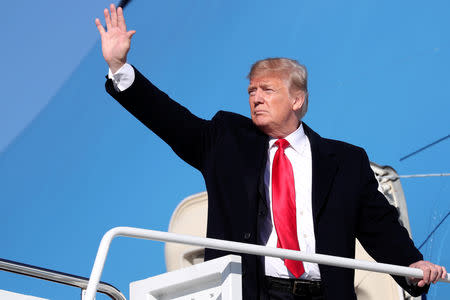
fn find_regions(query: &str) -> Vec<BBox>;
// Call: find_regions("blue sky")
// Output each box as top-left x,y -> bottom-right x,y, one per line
0,1 -> 448,299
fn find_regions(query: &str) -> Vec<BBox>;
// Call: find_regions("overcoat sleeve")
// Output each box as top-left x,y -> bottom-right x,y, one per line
105,66 -> 220,171
356,149 -> 429,296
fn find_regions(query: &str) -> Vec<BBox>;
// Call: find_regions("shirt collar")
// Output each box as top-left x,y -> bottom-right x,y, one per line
268,122 -> 307,154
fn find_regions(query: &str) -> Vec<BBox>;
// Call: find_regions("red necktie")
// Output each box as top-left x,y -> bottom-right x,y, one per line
272,139 -> 305,278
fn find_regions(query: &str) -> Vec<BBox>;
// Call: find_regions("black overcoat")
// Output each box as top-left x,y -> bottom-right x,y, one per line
106,66 -> 427,299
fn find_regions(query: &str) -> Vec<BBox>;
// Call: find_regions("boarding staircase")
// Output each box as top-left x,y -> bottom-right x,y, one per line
1,163 -> 449,300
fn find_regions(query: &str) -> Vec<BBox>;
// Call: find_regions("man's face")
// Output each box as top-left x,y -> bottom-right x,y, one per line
248,75 -> 302,136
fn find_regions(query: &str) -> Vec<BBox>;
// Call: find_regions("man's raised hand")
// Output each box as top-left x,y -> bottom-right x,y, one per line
95,4 -> 136,73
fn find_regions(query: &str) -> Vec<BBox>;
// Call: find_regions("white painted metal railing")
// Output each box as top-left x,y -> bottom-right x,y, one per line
84,226 -> 450,300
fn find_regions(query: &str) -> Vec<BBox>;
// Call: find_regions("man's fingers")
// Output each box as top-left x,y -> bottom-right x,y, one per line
422,267 -> 430,284
431,266 -> 440,283
418,279 -> 426,287
117,6 -> 127,31
110,4 -> 118,27
409,260 -> 448,285
433,266 -> 444,283
104,8 -> 112,31
127,30 -> 136,39
95,18 -> 106,36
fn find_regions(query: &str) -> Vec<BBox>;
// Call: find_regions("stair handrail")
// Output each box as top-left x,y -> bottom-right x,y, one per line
85,226 -> 450,300
0,257 -> 125,300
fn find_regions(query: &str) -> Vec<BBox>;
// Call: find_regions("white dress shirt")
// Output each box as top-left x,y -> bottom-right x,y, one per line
108,64 -> 320,280
108,63 -> 134,91
263,124 -> 321,280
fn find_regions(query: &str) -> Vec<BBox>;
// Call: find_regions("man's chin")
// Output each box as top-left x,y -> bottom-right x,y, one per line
251,117 -> 266,127
251,118 -> 271,134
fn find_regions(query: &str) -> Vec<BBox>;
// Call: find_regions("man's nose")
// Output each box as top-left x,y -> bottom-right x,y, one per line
254,89 -> 264,104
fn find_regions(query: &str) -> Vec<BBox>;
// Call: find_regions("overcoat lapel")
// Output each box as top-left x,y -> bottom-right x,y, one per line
303,123 -> 338,225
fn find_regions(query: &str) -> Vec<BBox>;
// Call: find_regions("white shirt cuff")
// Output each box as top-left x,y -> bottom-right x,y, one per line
108,63 -> 135,91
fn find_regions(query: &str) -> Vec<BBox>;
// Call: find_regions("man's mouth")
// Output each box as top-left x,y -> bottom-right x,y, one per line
253,110 -> 268,115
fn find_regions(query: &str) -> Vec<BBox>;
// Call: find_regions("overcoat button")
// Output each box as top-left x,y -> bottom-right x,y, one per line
244,232 -> 252,240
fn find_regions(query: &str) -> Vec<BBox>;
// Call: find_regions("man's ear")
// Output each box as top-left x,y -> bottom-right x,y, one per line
292,92 -> 305,112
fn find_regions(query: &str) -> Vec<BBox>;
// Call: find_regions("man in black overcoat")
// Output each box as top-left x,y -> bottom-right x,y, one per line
95,4 -> 447,299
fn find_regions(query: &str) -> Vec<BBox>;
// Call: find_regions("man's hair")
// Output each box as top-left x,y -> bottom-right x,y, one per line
247,58 -> 309,119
